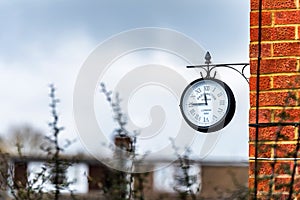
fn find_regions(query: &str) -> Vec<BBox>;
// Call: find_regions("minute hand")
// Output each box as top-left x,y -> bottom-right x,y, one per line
204,93 -> 208,105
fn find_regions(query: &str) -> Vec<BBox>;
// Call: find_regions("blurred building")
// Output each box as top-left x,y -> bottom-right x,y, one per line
8,156 -> 248,199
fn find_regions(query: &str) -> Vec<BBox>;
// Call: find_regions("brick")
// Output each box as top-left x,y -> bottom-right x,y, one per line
251,0 -> 296,10
250,93 -> 256,107
250,27 -> 295,42
250,11 -> 272,26
249,76 -> 271,91
298,91 -> 300,106
249,162 -> 272,175
250,28 -> 261,42
250,91 -> 297,107
274,162 -> 294,175
275,177 -> 300,193
275,143 -> 300,158
249,193 -> 291,200
250,58 -> 298,74
248,193 -> 290,200
249,177 -> 272,192
250,43 -> 272,58
249,126 -> 295,141
275,177 -> 291,192
273,42 -> 300,57
249,161 -> 293,175
249,109 -> 272,123
274,108 -> 300,122
264,193 -> 294,200
273,75 -> 300,89
273,26 -> 296,40
249,143 -> 272,158
275,11 -> 300,25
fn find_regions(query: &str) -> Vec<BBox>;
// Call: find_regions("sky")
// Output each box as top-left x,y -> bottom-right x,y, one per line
0,1 -> 250,163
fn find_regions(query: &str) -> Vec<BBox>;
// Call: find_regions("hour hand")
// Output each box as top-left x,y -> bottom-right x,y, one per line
189,102 -> 206,106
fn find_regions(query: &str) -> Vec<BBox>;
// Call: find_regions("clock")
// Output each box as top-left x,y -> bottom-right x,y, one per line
180,78 -> 235,133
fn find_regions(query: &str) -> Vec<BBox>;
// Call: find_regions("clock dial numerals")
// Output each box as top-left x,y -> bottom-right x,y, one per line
217,108 -> 224,114
204,86 -> 210,91
190,109 -> 195,115
219,100 -> 225,105
203,117 -> 209,123
180,78 -> 236,133
195,88 -> 202,94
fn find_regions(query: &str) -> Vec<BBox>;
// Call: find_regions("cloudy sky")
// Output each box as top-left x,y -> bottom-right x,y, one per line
0,1 -> 250,161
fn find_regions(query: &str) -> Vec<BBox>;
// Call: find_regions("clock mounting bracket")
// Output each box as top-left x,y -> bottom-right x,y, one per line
187,52 -> 249,83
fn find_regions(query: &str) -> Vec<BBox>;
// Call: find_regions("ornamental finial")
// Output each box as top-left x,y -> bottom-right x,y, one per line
205,51 -> 211,64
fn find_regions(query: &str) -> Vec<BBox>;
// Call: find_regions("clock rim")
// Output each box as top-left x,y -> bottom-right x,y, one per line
179,78 -> 236,133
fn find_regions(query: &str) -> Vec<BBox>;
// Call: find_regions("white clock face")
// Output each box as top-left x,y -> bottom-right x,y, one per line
180,78 -> 235,132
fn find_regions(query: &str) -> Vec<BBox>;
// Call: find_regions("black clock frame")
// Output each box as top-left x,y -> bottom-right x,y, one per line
179,78 -> 236,133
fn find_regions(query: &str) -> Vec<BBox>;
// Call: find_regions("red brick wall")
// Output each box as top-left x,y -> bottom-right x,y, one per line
249,0 -> 300,198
